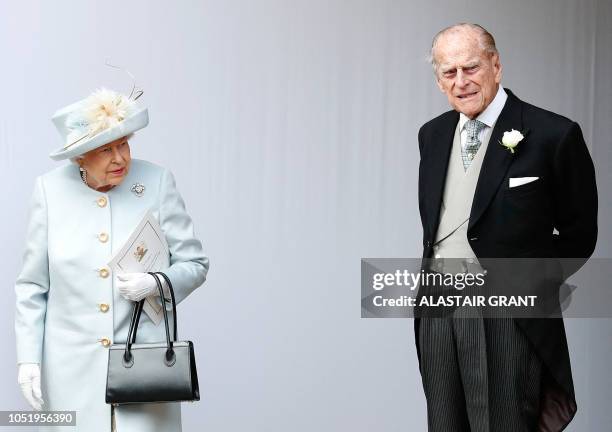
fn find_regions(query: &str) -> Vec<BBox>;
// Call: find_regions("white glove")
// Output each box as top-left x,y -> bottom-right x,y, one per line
116,273 -> 160,301
18,363 -> 44,410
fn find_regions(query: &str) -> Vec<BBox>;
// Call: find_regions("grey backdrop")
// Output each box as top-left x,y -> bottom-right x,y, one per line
1,0 -> 611,431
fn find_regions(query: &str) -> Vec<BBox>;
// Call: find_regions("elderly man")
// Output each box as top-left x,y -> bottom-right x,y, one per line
415,24 -> 597,431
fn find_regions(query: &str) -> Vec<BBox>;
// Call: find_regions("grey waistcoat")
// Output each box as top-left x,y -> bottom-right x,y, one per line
432,120 -> 495,270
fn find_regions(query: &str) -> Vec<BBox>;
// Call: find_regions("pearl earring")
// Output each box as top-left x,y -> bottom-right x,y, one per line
79,166 -> 88,185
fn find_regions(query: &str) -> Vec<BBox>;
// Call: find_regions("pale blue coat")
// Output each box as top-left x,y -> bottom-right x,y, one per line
14,159 -> 209,432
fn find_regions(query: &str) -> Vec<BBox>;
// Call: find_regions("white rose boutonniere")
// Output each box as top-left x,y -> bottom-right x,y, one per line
500,129 -> 524,154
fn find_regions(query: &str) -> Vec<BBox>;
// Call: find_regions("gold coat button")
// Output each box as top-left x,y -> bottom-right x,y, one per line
100,337 -> 111,347
99,268 -> 110,278
97,196 -> 107,207
99,303 -> 110,313
98,232 -> 109,243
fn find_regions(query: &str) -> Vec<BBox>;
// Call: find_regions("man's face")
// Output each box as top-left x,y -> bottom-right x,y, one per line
434,30 -> 502,119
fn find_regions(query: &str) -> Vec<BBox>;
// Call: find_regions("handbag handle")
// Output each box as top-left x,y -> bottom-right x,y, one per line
125,298 -> 145,351
127,272 -> 178,342
123,272 -> 176,367
155,272 -> 178,341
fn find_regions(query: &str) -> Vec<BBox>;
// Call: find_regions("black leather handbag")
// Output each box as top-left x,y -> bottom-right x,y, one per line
105,272 -> 200,405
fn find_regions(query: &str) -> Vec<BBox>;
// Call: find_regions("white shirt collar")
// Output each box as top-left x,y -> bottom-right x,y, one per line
459,86 -> 508,131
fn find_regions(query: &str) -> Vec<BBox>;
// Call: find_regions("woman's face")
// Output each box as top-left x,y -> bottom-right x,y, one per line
78,136 -> 131,191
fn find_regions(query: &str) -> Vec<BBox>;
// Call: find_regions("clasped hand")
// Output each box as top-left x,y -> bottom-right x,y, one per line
116,273 -> 161,301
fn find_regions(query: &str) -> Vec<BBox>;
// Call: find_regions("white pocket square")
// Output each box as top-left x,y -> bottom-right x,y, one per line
509,177 -> 539,188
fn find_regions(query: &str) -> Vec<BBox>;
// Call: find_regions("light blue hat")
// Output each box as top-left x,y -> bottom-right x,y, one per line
49,88 -> 148,161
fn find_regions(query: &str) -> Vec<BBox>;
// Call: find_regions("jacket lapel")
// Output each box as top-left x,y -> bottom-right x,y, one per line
423,111 -> 458,240
468,89 -> 523,231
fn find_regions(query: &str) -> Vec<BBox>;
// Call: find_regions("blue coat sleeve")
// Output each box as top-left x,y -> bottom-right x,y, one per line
15,177 -> 50,364
158,168 -> 209,306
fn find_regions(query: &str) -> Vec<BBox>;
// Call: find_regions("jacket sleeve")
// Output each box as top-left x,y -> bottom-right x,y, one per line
551,121 -> 598,277
158,168 -> 209,307
15,177 -> 50,364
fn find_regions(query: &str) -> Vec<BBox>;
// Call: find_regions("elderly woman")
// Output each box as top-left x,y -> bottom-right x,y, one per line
14,88 -> 209,432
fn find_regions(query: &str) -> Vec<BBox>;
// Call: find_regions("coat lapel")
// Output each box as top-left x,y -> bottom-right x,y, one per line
423,111 -> 458,239
468,89 -> 523,232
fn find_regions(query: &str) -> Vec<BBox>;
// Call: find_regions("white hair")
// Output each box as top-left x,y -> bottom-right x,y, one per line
68,133 -> 135,165
428,23 -> 498,75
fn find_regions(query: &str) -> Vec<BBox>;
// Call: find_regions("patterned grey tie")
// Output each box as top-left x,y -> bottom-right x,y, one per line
462,119 -> 486,170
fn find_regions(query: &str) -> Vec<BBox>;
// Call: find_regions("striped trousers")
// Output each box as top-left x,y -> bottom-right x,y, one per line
418,311 -> 543,432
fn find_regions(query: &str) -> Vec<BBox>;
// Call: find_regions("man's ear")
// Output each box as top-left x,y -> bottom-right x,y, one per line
492,53 -> 503,84
436,77 -> 445,93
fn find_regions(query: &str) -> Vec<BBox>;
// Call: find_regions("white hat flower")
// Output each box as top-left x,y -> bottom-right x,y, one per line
65,88 -> 137,144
